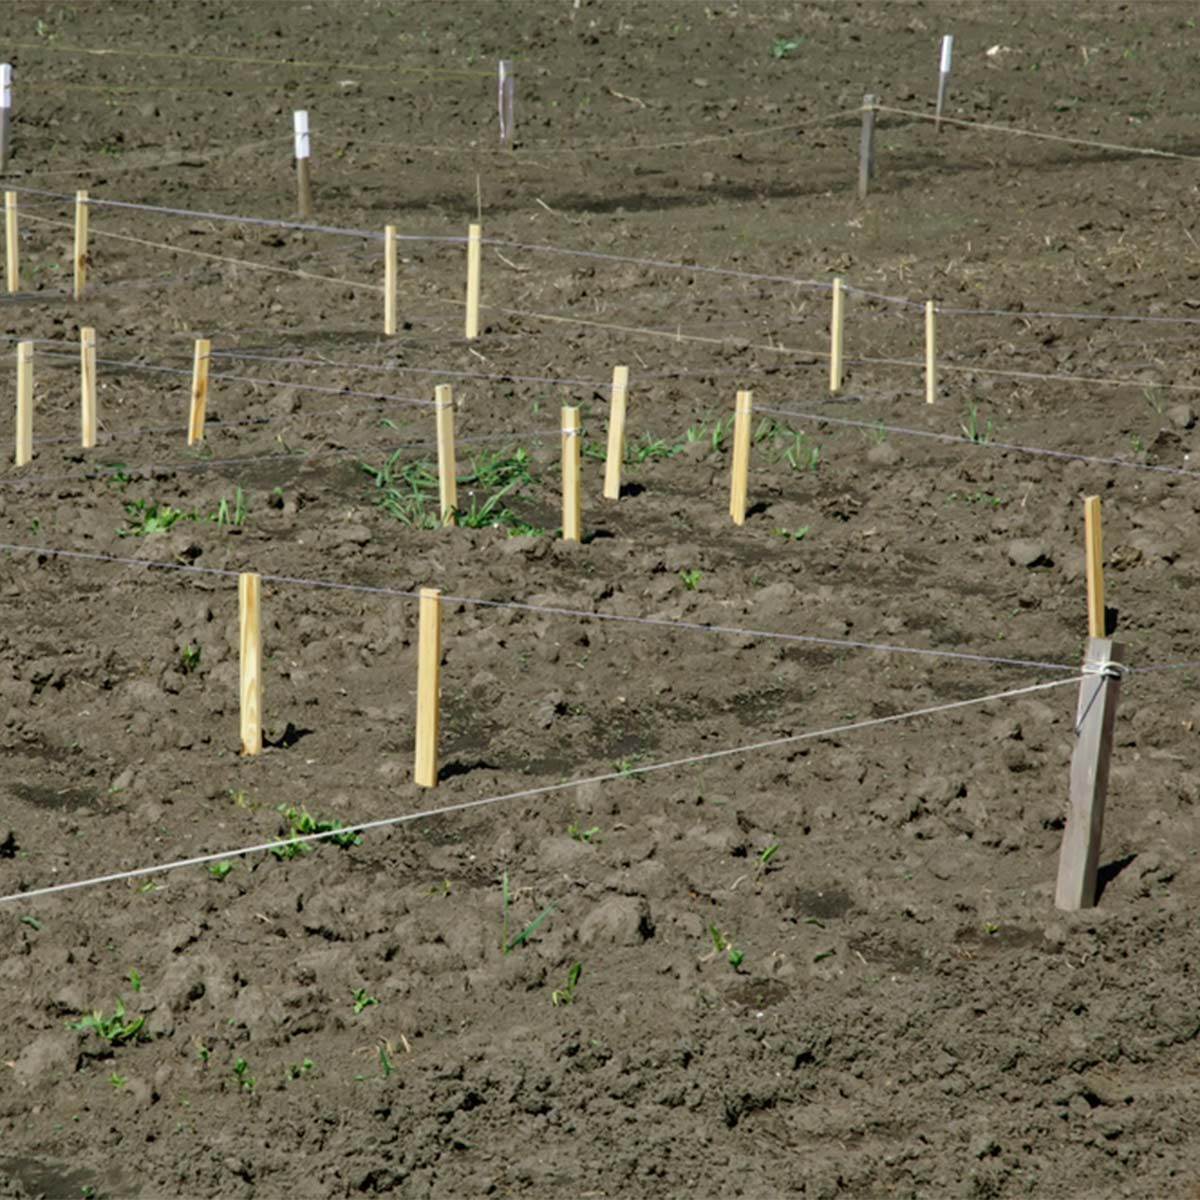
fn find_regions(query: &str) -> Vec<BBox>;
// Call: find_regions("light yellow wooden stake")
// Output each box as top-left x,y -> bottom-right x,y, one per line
4,190 -> 17,295
239,572 -> 262,757
602,364 -> 629,501
414,587 -> 441,788
14,339 -> 32,467
435,383 -> 458,525
1084,495 -> 1105,639
384,224 -> 397,336
188,337 -> 211,445
80,326 -> 96,449
465,222 -> 481,340
829,277 -> 844,393
562,405 -> 581,542
729,389 -> 753,526
73,190 -> 88,301
925,300 -> 937,405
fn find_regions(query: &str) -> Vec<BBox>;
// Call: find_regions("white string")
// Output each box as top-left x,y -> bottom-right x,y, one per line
0,674 -> 1085,906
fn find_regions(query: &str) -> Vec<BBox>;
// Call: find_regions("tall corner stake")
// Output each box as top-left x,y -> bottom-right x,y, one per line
857,93 -> 877,201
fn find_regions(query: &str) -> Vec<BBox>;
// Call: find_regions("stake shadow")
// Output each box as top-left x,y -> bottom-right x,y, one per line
1095,852 -> 1137,902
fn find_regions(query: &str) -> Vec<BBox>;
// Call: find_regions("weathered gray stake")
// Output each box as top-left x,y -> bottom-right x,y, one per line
1055,637 -> 1125,910
857,94 -> 877,201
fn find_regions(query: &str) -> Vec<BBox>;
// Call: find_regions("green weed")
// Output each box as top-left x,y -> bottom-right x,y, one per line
501,871 -> 555,953
68,998 -> 145,1045
679,568 -> 702,590
351,987 -> 378,1015
286,1058 -> 315,1080
755,418 -> 820,470
771,35 -> 802,57
208,861 -> 233,880
179,645 -> 201,673
232,1058 -> 255,1092
210,487 -> 249,527
757,844 -> 781,873
961,403 -> 994,444
773,526 -> 809,541
271,805 -> 363,859
707,924 -> 745,970
567,821 -> 599,843
551,962 -> 583,1006
119,499 -> 194,537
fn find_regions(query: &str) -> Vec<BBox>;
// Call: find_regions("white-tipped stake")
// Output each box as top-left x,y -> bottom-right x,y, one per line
293,109 -> 313,219
0,64 -> 11,173
498,59 -> 514,147
936,35 -> 953,131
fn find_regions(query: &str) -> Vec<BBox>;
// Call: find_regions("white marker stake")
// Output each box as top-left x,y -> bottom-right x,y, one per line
0,65 -> 11,174
935,35 -> 953,132
498,59 -> 515,148
293,109 -> 313,220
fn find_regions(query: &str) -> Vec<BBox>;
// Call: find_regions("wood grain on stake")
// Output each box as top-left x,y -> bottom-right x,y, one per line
80,326 -> 97,449
384,224 -> 397,336
74,190 -> 89,301
435,383 -> 458,525
729,389 -> 752,526
829,278 -> 844,393
562,405 -> 581,542
239,572 -> 262,757
1084,495 -> 1105,638
4,190 -> 18,294
1056,637 -> 1124,910
602,364 -> 629,501
294,110 -> 313,220
188,338 -> 211,445
15,340 -> 32,467
414,587 -> 441,788
465,222 -> 482,339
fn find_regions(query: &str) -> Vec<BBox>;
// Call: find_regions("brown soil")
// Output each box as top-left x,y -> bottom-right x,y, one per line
1,2 -> 1199,1197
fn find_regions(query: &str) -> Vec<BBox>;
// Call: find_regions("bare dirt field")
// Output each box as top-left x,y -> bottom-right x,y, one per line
1,2 -> 1199,1197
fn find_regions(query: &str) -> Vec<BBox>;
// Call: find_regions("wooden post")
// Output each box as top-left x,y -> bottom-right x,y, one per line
73,190 -> 89,301
435,383 -> 458,525
935,35 -> 953,133
293,110 -> 313,220
829,278 -> 844,394
561,405 -> 581,542
239,572 -> 262,757
1055,637 -> 1125,910
188,338 -> 211,445
857,94 -> 877,201
1084,495 -> 1105,639
4,190 -> 18,295
602,364 -> 629,501
498,59 -> 515,148
80,326 -> 97,450
414,587 -> 441,788
0,65 -> 10,174
925,300 -> 937,405
383,224 -> 397,336
14,340 -> 32,467
465,222 -> 482,340
729,389 -> 753,526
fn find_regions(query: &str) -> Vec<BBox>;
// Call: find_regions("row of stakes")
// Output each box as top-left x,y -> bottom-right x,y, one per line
2,189 -> 943,400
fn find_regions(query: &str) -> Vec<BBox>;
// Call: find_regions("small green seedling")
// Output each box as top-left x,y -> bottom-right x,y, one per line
69,998 -> 145,1045
128,968 -> 141,993
983,921 -> 1000,936
196,1044 -> 211,1063
679,568 -> 702,590
771,35 -> 802,58
773,526 -> 809,541
757,844 -> 781,873
271,805 -> 362,859
286,1058 -> 315,1080
379,1045 -> 394,1078
108,1071 -> 126,1089
208,861 -> 233,880
119,499 -> 193,537
351,988 -> 378,1015
707,924 -> 744,971
961,403 -> 994,444
179,645 -> 201,673
501,871 -> 555,953
232,1058 -> 255,1092
567,821 -> 599,843
551,962 -> 583,1007
210,487 -> 249,527
19,915 -> 42,931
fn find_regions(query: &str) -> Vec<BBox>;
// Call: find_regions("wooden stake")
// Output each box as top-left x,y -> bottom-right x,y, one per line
383,224 -> 397,335
293,110 -> 313,220
80,326 -> 97,450
857,94 -> 877,201
465,222 -> 482,340
14,340 -> 32,467
435,384 -> 458,525
729,389 -> 753,526
1084,495 -> 1105,639
239,572 -> 262,757
829,278 -> 844,393
602,364 -> 629,501
1055,637 -> 1125,910
498,59 -> 515,148
925,300 -> 937,405
935,35 -> 953,133
0,64 -> 11,175
187,337 -> 211,445
562,405 -> 581,542
414,587 -> 441,788
4,190 -> 18,295
73,189 -> 89,301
